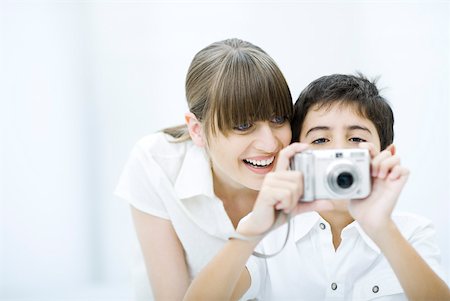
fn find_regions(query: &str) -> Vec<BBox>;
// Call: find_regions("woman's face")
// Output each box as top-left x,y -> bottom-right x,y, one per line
207,117 -> 292,192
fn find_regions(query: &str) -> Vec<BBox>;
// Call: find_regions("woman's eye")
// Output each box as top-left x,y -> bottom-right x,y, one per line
312,138 -> 329,144
271,116 -> 286,124
349,137 -> 367,143
233,122 -> 253,131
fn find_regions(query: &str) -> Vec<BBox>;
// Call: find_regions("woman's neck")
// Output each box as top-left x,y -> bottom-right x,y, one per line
212,173 -> 258,229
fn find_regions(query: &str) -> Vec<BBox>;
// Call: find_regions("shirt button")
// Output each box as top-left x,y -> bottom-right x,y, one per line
372,285 -> 379,293
319,223 -> 326,230
331,282 -> 337,290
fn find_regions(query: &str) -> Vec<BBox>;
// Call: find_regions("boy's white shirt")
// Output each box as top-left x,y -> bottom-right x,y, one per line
261,211 -> 446,301
115,132 -> 264,301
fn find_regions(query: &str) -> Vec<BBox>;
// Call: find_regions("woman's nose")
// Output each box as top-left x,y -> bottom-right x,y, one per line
253,123 -> 279,152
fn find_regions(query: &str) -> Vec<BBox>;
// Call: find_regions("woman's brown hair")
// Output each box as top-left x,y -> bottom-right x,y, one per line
163,38 -> 292,142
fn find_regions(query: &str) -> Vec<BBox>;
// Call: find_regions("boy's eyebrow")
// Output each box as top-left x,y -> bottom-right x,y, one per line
304,125 -> 372,137
348,125 -> 372,134
305,126 -> 330,137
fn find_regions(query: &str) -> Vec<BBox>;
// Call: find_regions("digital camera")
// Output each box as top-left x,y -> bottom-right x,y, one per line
290,148 -> 371,201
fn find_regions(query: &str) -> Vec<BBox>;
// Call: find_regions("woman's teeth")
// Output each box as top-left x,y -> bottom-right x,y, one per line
243,157 -> 275,168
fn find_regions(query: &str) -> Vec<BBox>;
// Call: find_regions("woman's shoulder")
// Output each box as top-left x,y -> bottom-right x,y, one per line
133,132 -> 191,159
128,132 -> 194,181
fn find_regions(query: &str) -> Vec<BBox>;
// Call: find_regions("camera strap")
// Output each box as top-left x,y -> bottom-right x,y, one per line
252,211 -> 291,259
228,211 -> 292,259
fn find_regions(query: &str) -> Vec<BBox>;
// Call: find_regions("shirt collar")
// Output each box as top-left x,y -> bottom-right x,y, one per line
293,211 -> 381,254
173,143 -> 236,240
174,142 -> 215,200
292,211 -> 322,241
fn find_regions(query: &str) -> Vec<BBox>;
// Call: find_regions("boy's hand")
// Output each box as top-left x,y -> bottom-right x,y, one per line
348,143 -> 409,239
236,143 -> 333,237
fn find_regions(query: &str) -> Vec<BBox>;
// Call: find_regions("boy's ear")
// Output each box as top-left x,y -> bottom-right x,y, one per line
386,144 -> 396,155
185,112 -> 206,147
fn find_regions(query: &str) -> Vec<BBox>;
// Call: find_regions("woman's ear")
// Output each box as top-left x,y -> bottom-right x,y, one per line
386,144 -> 396,155
185,112 -> 206,147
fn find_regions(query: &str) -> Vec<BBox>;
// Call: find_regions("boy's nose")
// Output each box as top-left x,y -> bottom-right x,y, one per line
331,140 -> 352,149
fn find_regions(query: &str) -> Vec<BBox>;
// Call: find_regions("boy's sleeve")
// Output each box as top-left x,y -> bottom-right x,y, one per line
405,214 -> 448,283
114,143 -> 169,220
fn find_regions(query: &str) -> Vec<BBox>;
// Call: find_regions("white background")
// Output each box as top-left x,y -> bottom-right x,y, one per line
0,1 -> 449,300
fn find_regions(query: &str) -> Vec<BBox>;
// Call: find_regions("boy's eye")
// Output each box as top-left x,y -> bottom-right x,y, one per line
312,138 -> 329,144
349,137 -> 367,143
233,122 -> 253,131
271,116 -> 286,125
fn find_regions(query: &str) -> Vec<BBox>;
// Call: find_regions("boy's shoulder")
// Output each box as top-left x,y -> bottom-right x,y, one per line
391,212 -> 435,239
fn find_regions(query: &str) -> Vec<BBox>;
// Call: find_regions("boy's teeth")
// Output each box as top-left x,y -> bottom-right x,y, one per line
244,157 -> 274,167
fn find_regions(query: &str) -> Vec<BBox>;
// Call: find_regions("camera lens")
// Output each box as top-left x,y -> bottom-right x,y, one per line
337,172 -> 353,189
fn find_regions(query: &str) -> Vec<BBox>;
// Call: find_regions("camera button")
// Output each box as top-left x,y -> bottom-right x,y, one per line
319,223 -> 326,230
331,282 -> 338,290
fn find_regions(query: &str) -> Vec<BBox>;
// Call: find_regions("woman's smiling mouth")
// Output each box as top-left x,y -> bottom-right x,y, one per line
243,156 -> 275,168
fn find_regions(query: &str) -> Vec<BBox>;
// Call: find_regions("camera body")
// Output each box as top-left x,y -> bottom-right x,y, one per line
290,148 -> 371,201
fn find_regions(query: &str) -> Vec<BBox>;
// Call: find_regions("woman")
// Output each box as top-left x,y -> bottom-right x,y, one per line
115,38 -> 330,300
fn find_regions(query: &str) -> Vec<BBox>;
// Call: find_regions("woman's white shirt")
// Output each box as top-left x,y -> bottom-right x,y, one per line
115,132 -> 265,301
261,211 -> 446,301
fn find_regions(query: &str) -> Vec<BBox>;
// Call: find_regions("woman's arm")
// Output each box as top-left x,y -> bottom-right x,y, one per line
183,143 -> 334,301
131,206 -> 190,301
183,238 -> 257,301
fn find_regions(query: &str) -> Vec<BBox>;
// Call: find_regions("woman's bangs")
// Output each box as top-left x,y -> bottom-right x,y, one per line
209,59 -> 292,135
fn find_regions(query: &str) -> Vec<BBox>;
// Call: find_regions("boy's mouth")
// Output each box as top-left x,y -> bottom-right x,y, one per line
243,156 -> 275,168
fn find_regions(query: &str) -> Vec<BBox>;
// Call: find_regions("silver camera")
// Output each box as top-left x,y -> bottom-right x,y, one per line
290,148 -> 371,201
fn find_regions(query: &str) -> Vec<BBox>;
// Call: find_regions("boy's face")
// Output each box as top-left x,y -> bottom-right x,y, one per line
299,102 -> 381,152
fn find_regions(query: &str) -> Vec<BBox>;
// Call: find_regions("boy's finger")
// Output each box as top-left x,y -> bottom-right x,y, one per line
387,165 -> 402,180
371,149 -> 393,177
377,155 -> 401,179
358,142 -> 378,158
388,165 -> 410,181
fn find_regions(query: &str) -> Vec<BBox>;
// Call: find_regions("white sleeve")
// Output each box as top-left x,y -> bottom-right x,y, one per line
407,217 -> 447,283
240,253 -> 267,301
114,143 -> 169,220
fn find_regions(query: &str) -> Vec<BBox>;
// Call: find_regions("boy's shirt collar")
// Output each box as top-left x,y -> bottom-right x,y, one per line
293,211 -> 381,254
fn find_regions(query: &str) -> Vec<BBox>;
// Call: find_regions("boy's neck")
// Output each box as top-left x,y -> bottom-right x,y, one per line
319,204 -> 354,250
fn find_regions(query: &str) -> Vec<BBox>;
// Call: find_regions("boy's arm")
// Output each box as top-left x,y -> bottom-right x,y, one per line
371,220 -> 450,300
351,144 -> 450,300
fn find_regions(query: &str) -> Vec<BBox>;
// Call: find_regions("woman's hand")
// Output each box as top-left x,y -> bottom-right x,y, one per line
349,143 -> 410,239
236,143 -> 333,237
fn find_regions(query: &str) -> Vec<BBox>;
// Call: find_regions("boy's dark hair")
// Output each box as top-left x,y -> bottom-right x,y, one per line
291,73 -> 394,150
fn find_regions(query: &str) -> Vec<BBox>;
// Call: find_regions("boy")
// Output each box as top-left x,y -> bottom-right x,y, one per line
262,73 -> 449,300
